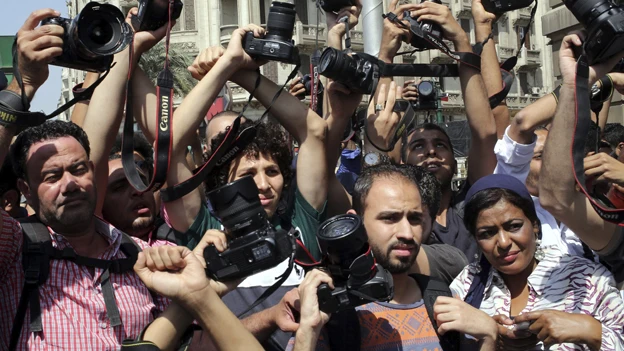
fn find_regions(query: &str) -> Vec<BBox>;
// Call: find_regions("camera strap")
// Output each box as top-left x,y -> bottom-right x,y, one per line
572,55 -> 624,223
0,38 -> 111,128
122,0 -> 177,194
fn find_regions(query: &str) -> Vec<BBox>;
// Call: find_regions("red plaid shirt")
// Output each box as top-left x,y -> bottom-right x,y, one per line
0,211 -> 170,351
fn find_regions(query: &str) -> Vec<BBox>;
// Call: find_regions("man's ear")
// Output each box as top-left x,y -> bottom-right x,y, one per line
347,209 -> 357,216
17,179 -> 32,206
2,189 -> 19,212
617,142 -> 624,157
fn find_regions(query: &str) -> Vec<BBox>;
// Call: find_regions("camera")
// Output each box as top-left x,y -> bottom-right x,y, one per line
203,176 -> 295,281
41,2 -> 132,72
132,0 -> 183,32
315,214 -> 394,314
403,0 -> 444,51
319,47 -> 380,94
243,2 -> 300,64
301,74 -> 324,96
413,81 -> 438,110
563,0 -> 624,65
319,0 -> 355,13
481,0 -> 534,14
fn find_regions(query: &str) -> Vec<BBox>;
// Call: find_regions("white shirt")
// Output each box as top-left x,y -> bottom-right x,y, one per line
493,127 -> 587,257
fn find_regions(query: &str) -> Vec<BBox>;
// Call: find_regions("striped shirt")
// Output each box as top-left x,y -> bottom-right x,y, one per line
450,249 -> 624,350
0,211 -> 169,351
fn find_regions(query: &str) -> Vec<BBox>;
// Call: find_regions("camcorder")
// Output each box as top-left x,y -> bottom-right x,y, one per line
203,176 -> 295,281
243,1 -> 300,64
412,81 -> 438,110
563,0 -> 624,65
319,47 -> 380,94
319,0 -> 355,13
315,214 -> 394,314
403,0 -> 444,51
131,0 -> 184,32
481,0 -> 534,14
41,2 -> 132,72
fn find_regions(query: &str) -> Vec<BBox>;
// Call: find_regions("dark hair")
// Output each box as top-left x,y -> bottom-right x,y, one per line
401,123 -> 454,163
10,120 -> 91,180
353,163 -> 439,221
109,132 -> 153,162
464,188 -> 539,236
603,123 -> 624,149
205,119 -> 293,191
0,159 -> 18,196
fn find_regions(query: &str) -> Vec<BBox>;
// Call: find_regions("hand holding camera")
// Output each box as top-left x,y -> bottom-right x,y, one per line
127,7 -> 173,57
379,0 -> 414,63
410,1 -> 470,50
15,9 -> 64,97
366,82 -> 402,151
298,269 -> 333,331
471,0 -> 497,29
326,80 -> 363,121
325,0 -> 363,38
227,24 -> 268,71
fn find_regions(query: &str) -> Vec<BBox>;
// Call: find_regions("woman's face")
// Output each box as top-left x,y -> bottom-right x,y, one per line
474,199 -> 539,276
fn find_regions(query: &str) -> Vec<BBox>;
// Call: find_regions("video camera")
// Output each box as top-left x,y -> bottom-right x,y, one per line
243,1 -> 300,64
132,0 -> 183,32
563,0 -> 624,65
315,214 -> 394,314
203,176 -> 295,281
41,2 -> 132,72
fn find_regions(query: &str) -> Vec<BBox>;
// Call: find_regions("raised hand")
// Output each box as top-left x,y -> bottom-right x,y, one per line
472,0 -> 497,27
411,1 -> 469,49
326,0 -> 362,37
188,46 -> 226,80
289,76 -> 307,100
327,80 -> 363,120
366,81 -> 402,150
223,24 -> 267,72
127,7 -> 172,56
402,79 -> 420,102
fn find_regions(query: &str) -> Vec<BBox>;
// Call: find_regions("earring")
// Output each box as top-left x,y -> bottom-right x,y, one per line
474,253 -> 482,274
534,238 -> 546,261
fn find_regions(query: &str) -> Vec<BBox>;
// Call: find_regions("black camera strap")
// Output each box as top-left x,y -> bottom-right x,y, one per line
0,38 -> 111,128
572,55 -> 624,223
122,0 -> 176,194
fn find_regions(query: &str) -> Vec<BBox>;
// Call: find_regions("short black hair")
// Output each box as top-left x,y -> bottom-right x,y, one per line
0,159 -> 18,196
353,163 -> 439,221
205,119 -> 293,190
603,123 -> 624,149
10,120 -> 91,180
464,188 -> 539,236
401,123 -> 454,163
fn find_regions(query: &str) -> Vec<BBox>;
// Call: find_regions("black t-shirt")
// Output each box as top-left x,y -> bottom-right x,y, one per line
431,188 -> 479,264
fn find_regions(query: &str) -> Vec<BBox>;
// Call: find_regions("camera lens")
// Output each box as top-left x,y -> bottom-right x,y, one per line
563,0 -> 613,26
75,2 -> 130,57
88,21 -> 114,45
265,2 -> 297,43
418,81 -> 434,98
319,48 -> 359,86
317,214 -> 369,260
207,176 -> 269,237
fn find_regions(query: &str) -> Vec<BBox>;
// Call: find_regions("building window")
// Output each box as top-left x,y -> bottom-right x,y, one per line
222,0 -> 238,25
172,0 -> 196,31
517,25 -> 531,50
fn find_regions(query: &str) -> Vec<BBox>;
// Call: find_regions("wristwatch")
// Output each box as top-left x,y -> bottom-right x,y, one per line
364,152 -> 387,167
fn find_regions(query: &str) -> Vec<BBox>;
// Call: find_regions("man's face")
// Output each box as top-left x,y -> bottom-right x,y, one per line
102,157 -> 156,238
359,176 -> 429,274
20,137 -> 97,234
228,153 -> 284,219
405,129 -> 455,188
526,129 -> 547,197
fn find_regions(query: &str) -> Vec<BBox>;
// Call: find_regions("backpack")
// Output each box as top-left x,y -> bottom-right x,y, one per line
326,274 -> 460,351
9,217 -> 142,351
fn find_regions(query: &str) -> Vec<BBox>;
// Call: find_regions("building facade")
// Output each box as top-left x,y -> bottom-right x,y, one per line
60,0 -> 555,122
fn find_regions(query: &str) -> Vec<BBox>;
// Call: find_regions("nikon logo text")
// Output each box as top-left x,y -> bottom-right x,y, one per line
0,111 -> 17,124
160,96 -> 170,131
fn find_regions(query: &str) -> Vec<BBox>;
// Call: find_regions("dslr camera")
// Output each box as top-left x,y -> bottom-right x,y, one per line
319,47 -> 380,94
481,0 -> 534,14
203,176 -> 295,281
315,214 -> 394,314
301,74 -> 325,96
413,81 -> 438,110
243,2 -> 300,64
41,2 -> 132,72
132,0 -> 183,32
563,0 -> 624,65
403,0 -> 444,51
319,0 -> 355,13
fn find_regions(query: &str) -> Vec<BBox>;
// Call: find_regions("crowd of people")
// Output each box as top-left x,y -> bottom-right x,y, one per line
0,0 -> 623,350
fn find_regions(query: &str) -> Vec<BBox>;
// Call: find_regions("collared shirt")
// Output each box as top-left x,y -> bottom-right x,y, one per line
450,248 -> 624,350
0,211 -> 169,351
493,126 -> 587,257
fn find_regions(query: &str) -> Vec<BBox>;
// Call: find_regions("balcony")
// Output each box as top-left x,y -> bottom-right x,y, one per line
512,7 -> 533,26
219,24 -> 239,46
496,44 -> 516,62
517,47 -> 541,70
452,0 -> 472,18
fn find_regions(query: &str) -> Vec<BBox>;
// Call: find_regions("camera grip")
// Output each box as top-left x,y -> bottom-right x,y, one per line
317,283 -> 337,314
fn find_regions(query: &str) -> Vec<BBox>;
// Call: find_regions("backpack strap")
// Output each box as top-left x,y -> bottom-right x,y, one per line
412,274 -> 460,351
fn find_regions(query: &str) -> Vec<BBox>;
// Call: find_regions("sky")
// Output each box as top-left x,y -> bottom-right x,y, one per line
1,0 -> 69,113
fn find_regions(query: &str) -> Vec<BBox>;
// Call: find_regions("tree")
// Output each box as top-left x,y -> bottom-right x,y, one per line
138,42 -> 196,98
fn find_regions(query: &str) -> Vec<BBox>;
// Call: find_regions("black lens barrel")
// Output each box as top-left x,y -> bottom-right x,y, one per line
265,2 -> 296,42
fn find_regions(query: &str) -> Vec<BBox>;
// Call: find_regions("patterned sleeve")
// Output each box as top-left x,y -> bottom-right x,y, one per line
449,264 -> 477,300
0,210 -> 22,282
588,264 -> 624,350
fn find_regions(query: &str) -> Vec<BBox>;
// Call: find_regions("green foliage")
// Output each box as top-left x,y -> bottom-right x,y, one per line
138,42 -> 196,97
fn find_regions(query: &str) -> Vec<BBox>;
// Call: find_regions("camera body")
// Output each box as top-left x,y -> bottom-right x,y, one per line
404,0 -> 444,51
132,0 -> 183,32
41,2 -> 132,72
319,0 -> 355,13
413,81 -> 438,110
315,215 -> 394,314
203,176 -> 295,281
319,48 -> 380,94
563,0 -> 624,64
481,0 -> 534,14
243,2 -> 300,64
302,74 -> 324,96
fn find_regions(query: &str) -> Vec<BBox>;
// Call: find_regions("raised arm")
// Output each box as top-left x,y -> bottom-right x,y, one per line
539,33 -> 623,251
70,72 -> 100,127
413,2 -> 497,184
472,0 -> 510,139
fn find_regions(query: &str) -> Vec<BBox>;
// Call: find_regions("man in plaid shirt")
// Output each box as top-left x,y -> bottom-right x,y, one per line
0,8 -> 198,351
